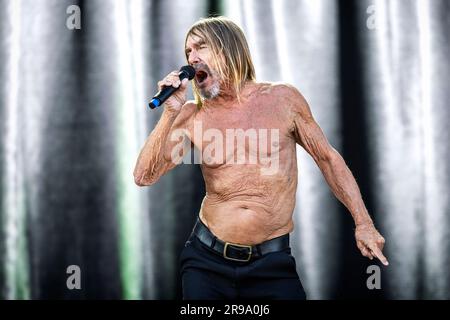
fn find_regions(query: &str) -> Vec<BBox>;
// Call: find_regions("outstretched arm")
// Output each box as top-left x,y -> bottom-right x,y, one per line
284,84 -> 388,266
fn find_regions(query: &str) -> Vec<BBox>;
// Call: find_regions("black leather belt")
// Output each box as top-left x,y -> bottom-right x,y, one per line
192,218 -> 290,262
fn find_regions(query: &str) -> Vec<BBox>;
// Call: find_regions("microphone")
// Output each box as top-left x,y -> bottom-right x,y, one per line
149,65 -> 196,109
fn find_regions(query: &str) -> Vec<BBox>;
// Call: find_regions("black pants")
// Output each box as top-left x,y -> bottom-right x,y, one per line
179,234 -> 307,300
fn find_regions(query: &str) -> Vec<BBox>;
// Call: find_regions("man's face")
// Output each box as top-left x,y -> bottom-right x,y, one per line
185,34 -> 221,100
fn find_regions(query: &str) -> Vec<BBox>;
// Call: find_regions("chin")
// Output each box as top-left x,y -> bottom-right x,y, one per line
200,83 -> 220,100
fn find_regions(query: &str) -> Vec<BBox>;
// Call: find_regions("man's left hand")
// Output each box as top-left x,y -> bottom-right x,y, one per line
355,224 -> 389,266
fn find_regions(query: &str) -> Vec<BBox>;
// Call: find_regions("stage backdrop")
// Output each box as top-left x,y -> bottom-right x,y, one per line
0,0 -> 449,299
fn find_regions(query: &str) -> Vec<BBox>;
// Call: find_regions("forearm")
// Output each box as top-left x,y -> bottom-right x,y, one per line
318,149 -> 374,227
133,109 -> 179,186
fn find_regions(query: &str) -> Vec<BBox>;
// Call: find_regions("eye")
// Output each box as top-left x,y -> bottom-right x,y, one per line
199,45 -> 207,50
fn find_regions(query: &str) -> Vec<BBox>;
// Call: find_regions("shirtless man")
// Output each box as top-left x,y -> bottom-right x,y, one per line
134,17 -> 388,300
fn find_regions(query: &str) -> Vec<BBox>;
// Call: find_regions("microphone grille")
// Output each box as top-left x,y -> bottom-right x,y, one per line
180,65 -> 196,80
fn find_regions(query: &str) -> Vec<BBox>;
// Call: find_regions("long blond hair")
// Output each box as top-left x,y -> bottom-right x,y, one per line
185,17 -> 256,107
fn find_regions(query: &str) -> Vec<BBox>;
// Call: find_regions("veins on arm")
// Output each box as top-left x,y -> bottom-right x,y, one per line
286,85 -> 372,226
133,102 -> 195,186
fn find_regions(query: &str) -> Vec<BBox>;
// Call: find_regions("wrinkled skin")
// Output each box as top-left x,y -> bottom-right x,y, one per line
134,35 -> 388,266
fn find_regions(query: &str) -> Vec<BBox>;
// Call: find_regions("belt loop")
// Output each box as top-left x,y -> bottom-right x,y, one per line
211,236 -> 217,249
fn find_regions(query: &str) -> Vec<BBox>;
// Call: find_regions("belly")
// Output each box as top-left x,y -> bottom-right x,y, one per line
199,157 -> 298,244
199,196 -> 295,245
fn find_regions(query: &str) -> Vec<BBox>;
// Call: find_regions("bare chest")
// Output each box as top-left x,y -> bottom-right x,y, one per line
188,100 -> 293,169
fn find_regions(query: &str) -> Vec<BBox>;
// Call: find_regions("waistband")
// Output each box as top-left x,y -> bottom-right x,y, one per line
191,218 -> 290,262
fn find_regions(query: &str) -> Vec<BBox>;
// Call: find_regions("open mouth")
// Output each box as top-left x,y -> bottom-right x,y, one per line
196,70 -> 208,84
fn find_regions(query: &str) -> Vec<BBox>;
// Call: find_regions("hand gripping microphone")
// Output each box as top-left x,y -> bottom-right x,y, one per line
148,65 -> 196,109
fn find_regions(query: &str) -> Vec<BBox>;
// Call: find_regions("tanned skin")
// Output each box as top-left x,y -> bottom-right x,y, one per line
134,35 -> 388,266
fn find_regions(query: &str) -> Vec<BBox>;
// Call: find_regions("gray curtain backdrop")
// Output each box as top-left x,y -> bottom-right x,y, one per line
0,0 -> 449,299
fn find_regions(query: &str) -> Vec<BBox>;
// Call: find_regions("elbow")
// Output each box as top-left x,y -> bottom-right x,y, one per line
133,170 -> 156,187
134,176 -> 147,187
134,173 -> 147,186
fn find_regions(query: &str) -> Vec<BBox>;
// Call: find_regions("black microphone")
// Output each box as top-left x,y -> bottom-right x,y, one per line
148,65 -> 196,109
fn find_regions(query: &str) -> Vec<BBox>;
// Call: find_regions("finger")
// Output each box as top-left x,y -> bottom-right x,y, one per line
356,240 -> 365,249
377,238 -> 385,251
167,80 -> 181,88
157,80 -> 166,90
370,245 -> 389,266
358,243 -> 373,259
167,76 -> 182,87
356,241 -> 367,253
163,79 -> 177,88
180,78 -> 189,89
168,72 -> 180,81
362,247 -> 374,260
160,78 -> 172,85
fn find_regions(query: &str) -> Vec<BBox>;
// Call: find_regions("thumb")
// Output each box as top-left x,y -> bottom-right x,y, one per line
180,78 -> 189,89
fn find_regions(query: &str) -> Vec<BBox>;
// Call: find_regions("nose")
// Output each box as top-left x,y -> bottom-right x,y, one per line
188,49 -> 200,65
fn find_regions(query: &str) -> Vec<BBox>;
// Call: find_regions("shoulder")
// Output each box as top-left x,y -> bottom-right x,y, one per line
251,82 -> 306,102
171,100 -> 198,129
271,82 -> 306,102
253,82 -> 310,116
178,100 -> 198,119
182,100 -> 198,112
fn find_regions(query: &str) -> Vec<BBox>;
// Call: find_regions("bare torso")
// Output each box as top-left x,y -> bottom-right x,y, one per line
136,73 -> 388,265
186,82 -> 299,245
